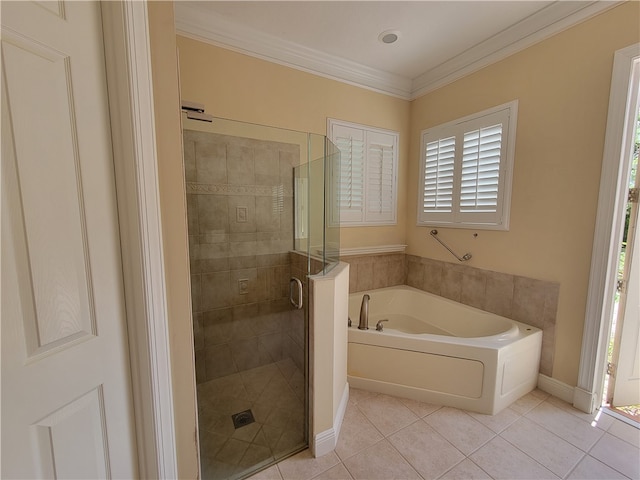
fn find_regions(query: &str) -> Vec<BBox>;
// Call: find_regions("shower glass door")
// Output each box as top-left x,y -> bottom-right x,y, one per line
183,117 -> 333,479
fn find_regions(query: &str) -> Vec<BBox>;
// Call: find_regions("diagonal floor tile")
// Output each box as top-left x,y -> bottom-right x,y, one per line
567,455 -> 628,480
424,407 -> 495,455
342,439 -> 421,480
247,464 -> 283,480
607,417 -> 640,448
335,403 -> 383,461
277,450 -> 340,480
589,432 -> 640,479
500,417 -> 584,478
357,393 -> 419,436
439,458 -> 492,479
525,401 -> 605,451
398,396 -> 442,418
388,419 -> 465,478
311,463 -> 354,480
468,406 -> 520,433
470,436 -> 559,479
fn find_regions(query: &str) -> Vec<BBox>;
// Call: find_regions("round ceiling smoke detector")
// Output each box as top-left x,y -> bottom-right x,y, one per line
378,30 -> 400,44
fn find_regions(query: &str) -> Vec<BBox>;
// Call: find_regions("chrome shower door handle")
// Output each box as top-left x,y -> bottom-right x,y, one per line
290,277 -> 303,309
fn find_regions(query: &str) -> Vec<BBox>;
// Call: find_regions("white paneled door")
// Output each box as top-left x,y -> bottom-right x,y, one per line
1,2 -> 138,478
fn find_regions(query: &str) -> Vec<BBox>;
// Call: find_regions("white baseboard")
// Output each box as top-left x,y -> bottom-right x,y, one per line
573,386 -> 599,414
537,373 -> 574,404
334,382 -> 349,440
313,383 -> 350,458
538,374 -> 599,414
312,429 -> 336,458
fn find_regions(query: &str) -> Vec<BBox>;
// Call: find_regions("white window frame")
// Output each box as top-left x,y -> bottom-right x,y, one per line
417,100 -> 518,231
328,118 -> 399,226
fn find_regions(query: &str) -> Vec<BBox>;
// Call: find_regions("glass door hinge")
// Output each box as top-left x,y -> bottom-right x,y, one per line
617,279 -> 626,293
607,362 -> 616,376
629,187 -> 639,203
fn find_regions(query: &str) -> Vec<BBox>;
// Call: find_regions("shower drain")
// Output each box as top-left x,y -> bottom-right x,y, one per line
231,409 -> 255,429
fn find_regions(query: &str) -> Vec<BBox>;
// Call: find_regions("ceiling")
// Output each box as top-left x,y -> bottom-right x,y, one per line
174,1 -> 619,100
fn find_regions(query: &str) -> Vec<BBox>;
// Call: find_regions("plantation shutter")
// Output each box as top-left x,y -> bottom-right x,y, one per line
329,119 -> 398,225
333,124 -> 365,223
417,101 -> 516,229
422,135 -> 456,214
460,124 -> 502,211
366,131 -> 397,223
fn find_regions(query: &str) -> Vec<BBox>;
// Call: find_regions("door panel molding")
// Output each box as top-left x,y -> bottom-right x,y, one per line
2,29 -> 97,355
34,387 -> 110,479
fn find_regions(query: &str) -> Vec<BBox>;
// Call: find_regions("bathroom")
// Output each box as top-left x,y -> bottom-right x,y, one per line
145,2 -> 640,478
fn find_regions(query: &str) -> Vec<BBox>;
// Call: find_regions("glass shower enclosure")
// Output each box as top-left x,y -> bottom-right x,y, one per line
183,116 -> 339,479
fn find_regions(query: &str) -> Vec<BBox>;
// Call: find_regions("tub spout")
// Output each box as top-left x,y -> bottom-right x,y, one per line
358,294 -> 370,330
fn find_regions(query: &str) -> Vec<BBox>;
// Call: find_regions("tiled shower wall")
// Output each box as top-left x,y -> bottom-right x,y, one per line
184,130 -> 304,383
342,253 -> 560,377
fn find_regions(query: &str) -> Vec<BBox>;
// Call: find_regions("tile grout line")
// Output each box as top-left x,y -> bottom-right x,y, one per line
495,421 -> 577,480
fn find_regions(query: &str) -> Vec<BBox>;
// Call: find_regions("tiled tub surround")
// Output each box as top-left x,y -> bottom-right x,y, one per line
341,253 -> 560,377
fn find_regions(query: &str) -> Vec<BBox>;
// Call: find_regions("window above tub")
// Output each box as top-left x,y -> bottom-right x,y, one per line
328,118 -> 399,226
417,100 -> 518,231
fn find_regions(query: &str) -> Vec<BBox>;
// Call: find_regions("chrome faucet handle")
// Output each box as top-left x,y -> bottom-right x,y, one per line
376,319 -> 389,331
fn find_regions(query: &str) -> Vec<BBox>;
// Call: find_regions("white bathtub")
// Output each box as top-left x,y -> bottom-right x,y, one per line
347,285 -> 542,415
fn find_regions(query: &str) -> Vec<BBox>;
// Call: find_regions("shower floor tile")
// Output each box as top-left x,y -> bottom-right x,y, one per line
198,361 -> 306,480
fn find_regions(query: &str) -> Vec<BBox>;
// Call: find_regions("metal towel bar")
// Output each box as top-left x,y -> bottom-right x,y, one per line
430,229 -> 472,262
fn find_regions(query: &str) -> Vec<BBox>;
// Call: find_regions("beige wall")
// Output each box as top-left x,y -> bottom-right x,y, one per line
407,2 -> 640,386
176,35 -> 411,249
169,3 -> 638,440
148,3 -> 199,479
310,263 -> 349,454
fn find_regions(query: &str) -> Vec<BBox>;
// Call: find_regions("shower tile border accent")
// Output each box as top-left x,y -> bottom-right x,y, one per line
186,182 -> 294,197
342,253 -> 559,377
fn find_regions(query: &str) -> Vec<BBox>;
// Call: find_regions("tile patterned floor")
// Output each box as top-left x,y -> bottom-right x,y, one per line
198,360 -> 306,480
248,388 -> 640,480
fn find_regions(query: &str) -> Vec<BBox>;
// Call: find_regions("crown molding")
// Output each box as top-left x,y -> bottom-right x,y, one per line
174,2 -> 413,99
175,1 -> 621,102
410,1 -> 622,99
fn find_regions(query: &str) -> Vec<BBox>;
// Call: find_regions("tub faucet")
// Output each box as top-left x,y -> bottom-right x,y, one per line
358,294 -> 370,330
